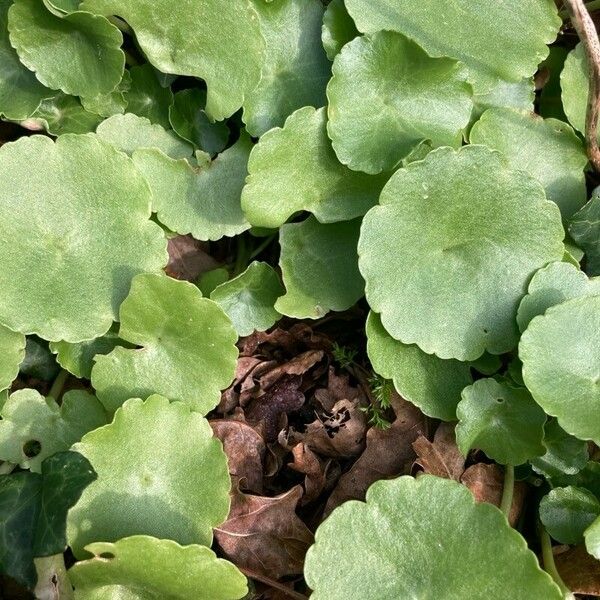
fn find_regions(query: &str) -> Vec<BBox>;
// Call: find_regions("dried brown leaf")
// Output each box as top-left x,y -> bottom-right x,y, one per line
288,443 -> 327,504
413,422 -> 465,481
165,234 -> 218,281
555,544 -> 600,596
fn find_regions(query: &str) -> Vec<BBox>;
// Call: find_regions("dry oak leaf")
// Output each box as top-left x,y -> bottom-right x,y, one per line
324,394 -> 425,516
413,422 -> 465,481
460,463 -> 527,527
214,485 -> 314,579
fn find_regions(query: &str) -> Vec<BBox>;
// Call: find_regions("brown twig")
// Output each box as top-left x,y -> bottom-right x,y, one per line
238,568 -> 309,600
563,0 -> 600,171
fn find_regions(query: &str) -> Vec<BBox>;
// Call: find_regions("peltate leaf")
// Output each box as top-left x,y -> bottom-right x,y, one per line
242,0 -> 330,137
327,31 -> 472,174
531,420 -> 589,479
67,395 -> 231,558
91,273 -> 238,413
0,451 -> 96,587
96,113 -> 193,159
520,295 -> 600,444
210,262 -> 283,337
304,475 -> 562,599
69,536 -> 247,600
242,106 -> 388,228
132,134 -> 252,241
0,0 -> 51,120
0,326 -> 25,392
540,486 -> 600,545
8,0 -> 124,97
79,0 -> 264,121
344,0 -> 560,94
123,64 -> 173,129
276,216 -> 364,319
321,0 -> 358,61
358,145 -> 565,361
0,389 -> 108,472
0,133 -> 167,343
456,378 -> 546,465
366,312 -> 472,421
569,191 -> 600,276
517,261 -> 600,332
470,108 -> 588,219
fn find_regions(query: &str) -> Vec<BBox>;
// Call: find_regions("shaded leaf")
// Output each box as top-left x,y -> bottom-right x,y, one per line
124,64 -> 173,129
569,191 -> 600,276
321,0 -> 358,60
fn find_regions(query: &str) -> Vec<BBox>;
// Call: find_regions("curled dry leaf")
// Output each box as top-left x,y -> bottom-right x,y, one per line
210,420 -> 266,494
460,463 -> 527,527
555,544 -> 600,596
165,234 -> 219,282
324,394 -> 425,516
412,422 -> 465,481
214,486 -> 314,580
288,443 -> 328,504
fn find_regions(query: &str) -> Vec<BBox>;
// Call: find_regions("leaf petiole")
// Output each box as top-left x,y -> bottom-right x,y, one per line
48,369 -> 68,402
539,526 -> 575,600
500,464 -> 514,518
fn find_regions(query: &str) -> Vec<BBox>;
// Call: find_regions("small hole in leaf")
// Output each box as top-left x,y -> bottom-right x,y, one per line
482,328 -> 489,334
496,398 -> 504,404
22,440 -> 41,458
98,552 -> 115,560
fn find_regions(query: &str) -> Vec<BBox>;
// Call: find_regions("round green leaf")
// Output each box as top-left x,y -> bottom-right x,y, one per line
0,0 -> 51,120
0,389 -> 108,472
540,486 -> 600,545
210,262 -> 283,337
358,145 -> 565,361
470,108 -> 588,220
471,78 -> 534,123
80,70 -> 131,118
344,0 -> 560,94
586,515 -> 600,559
79,0 -> 264,121
242,0 -> 330,137
69,536 -> 247,600
50,329 -> 129,379
561,44 -> 588,136
276,216 -> 364,319
0,134 -> 168,342
517,261 -> 600,332
530,420 -> 589,479
96,113 -> 193,159
169,88 -> 229,156
305,475 -> 562,600
67,395 -> 231,558
8,0 -> 124,97
0,325 -> 25,392
366,312 -> 472,421
569,191 -> 600,277
123,64 -> 173,129
322,0 -> 358,61
22,92 -> 102,136
242,106 -> 389,228
520,295 -> 600,444
91,273 -> 238,414
132,134 -> 252,241
456,378 -> 546,465
327,31 -> 472,174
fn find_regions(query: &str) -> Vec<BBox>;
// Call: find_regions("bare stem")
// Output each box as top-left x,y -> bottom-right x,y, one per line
540,527 -> 575,599
48,369 -> 68,402
500,464 -> 514,519
563,0 -> 600,171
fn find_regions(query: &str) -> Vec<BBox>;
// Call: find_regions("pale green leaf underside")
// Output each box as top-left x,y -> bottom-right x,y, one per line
97,113 -> 192,159
456,378 -> 546,466
0,325 -> 25,391
344,0 -> 560,94
132,134 -> 252,241
67,395 -> 231,558
22,92 -> 102,136
276,216 -> 364,319
321,0 -> 358,61
91,273 -> 238,414
0,0 -> 51,120
304,475 -> 562,599
0,134 -> 167,342
210,261 -> 284,337
520,295 -> 600,444
517,261 -> 600,332
69,536 -> 247,600
0,389 -> 108,472
242,0 -> 330,137
327,31 -> 472,174
366,312 -> 472,421
79,0 -> 264,120
8,0 -> 124,98
540,486 -> 600,545
470,108 -> 587,220
242,106 -> 388,228
358,145 -> 565,361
